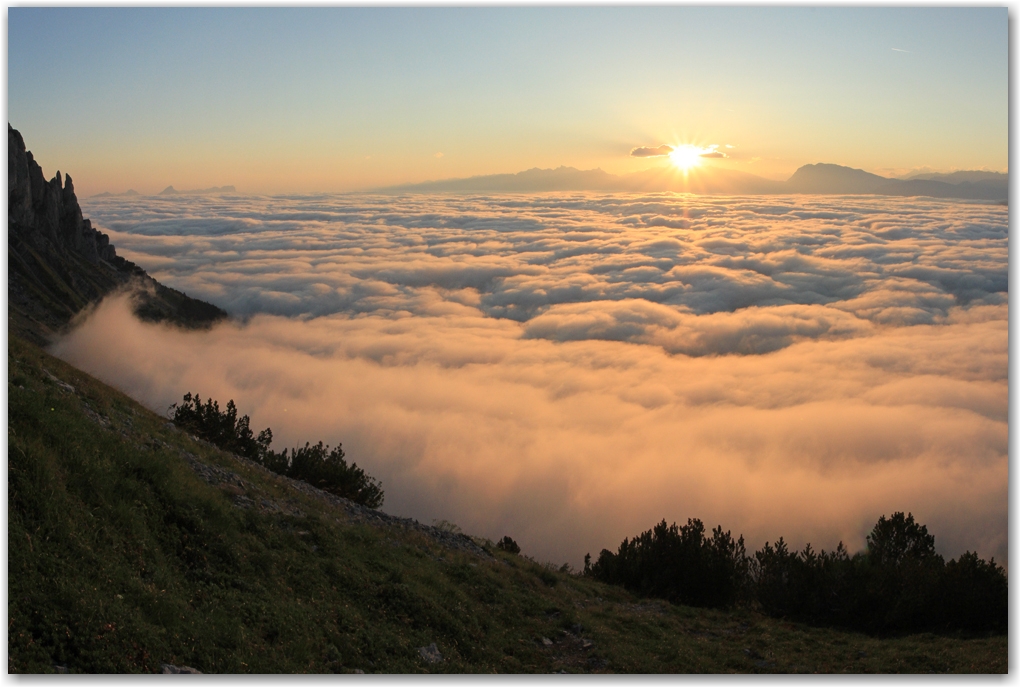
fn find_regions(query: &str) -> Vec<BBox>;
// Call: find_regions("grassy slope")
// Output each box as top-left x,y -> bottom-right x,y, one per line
7,335 -> 1007,674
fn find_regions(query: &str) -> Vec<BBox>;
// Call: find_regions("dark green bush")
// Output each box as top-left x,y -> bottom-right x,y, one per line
281,441 -> 383,509
586,512 -> 1006,635
583,519 -> 747,609
496,536 -> 521,555
170,393 -> 383,508
169,393 -> 273,462
940,551 -> 1008,633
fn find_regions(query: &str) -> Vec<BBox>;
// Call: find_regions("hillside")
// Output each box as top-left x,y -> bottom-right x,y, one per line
7,335 -> 1008,673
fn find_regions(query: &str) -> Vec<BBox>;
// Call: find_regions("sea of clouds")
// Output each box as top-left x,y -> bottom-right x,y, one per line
55,192 -> 1008,567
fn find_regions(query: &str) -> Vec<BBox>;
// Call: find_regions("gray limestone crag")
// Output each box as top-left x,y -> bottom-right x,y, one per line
8,124 -> 228,345
8,126 -> 118,265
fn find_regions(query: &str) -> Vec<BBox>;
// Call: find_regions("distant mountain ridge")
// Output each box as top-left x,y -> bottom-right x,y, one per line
387,167 -> 619,193
8,124 -> 228,346
381,162 -> 1007,202
90,186 -> 236,198
91,189 -> 139,198
159,185 -> 236,195
906,170 -> 1007,184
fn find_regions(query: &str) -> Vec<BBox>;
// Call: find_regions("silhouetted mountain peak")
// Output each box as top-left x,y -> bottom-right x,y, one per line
787,163 -> 889,194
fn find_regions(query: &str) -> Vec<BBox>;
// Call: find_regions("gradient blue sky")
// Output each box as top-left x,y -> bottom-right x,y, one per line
8,7 -> 1008,194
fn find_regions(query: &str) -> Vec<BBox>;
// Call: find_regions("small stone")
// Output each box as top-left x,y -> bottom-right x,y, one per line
418,642 -> 443,664
161,663 -> 202,674
541,637 -> 553,646
352,669 -> 365,674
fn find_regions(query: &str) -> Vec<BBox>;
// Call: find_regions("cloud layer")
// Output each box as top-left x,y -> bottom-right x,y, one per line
55,192 -> 1008,567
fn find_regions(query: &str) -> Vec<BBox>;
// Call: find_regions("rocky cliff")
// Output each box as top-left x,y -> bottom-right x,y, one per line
8,125 -> 125,266
8,124 -> 227,345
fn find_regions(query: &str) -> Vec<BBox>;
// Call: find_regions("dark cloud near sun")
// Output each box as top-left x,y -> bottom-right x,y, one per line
630,144 -> 674,158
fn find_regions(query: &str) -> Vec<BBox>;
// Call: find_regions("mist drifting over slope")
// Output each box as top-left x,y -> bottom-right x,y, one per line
53,192 -> 1008,567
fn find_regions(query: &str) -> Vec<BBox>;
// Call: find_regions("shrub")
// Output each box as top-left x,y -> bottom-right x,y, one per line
858,513 -> 945,632
169,393 -> 272,462
588,512 -> 1006,634
281,441 -> 384,509
496,536 -> 521,555
749,538 -> 867,629
170,392 -> 383,508
583,518 -> 747,608
940,551 -> 1008,633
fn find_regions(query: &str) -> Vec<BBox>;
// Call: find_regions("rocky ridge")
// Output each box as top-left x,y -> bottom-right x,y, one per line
8,124 -> 227,345
8,125 -> 121,266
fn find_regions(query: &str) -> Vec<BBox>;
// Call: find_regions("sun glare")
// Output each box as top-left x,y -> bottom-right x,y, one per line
669,145 -> 706,171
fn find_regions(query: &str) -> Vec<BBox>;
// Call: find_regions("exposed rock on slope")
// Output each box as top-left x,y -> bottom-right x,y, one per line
8,124 -> 227,345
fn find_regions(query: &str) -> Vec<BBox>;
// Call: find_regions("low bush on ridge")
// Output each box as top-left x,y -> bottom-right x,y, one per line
584,512 -> 1006,635
169,392 -> 383,508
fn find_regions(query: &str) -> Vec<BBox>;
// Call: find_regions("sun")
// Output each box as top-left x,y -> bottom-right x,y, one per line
669,145 -> 705,171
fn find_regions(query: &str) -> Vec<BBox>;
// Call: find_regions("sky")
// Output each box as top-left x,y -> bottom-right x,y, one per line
49,191 -> 1008,568
7,7 -> 1008,195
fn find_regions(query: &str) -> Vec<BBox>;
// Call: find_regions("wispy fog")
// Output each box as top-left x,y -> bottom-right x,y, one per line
55,192 -> 1008,567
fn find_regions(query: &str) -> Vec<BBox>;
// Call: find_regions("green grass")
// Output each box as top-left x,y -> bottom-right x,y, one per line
7,335 -> 1007,673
